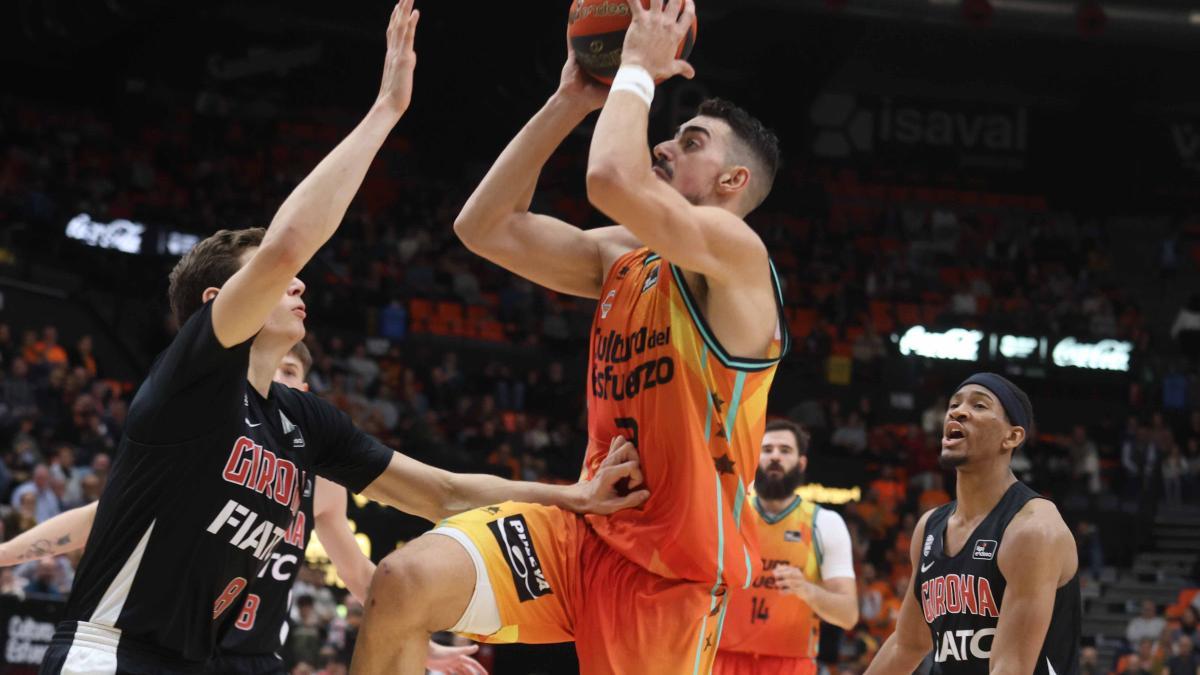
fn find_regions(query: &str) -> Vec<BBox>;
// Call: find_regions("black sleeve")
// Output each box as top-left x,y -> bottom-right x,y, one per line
125,302 -> 252,445
284,389 -> 393,493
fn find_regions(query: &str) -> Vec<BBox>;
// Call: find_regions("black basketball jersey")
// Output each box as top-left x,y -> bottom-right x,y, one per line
215,473 -> 316,660
914,481 -> 1080,675
41,303 -> 391,672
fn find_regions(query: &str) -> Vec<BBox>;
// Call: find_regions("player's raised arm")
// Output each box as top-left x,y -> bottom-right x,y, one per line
211,0 -> 419,347
361,436 -> 648,523
864,510 -> 934,674
585,0 -> 767,284
989,506 -> 1077,675
0,501 -> 96,566
453,33 -> 637,299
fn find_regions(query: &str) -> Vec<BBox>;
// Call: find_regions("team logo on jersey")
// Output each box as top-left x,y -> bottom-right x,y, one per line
934,627 -> 996,663
972,539 -> 998,560
784,530 -> 804,543
641,265 -> 660,293
488,515 -> 553,602
923,534 -> 934,557
600,290 -> 616,319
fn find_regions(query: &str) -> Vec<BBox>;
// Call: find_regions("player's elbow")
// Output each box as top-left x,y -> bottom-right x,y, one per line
585,163 -> 627,211
833,606 -> 860,630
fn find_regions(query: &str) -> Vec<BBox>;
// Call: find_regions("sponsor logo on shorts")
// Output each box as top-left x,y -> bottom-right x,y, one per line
972,539 -> 998,561
488,515 -> 553,602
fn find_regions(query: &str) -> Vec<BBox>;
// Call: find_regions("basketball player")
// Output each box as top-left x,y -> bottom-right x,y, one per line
351,1 -> 790,673
0,343 -> 486,675
864,374 -> 1080,675
714,419 -> 858,675
37,3 -> 644,672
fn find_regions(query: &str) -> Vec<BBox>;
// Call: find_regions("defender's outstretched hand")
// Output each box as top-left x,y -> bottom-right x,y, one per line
571,435 -> 650,515
621,0 -> 696,82
425,641 -> 487,675
377,0 -> 421,116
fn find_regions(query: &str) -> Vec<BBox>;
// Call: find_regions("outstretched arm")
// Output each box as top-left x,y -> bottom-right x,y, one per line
454,33 -> 636,299
864,511 -> 934,674
361,436 -> 648,523
989,504 -> 1077,675
211,0 -> 419,347
0,502 -> 97,566
313,478 -> 376,603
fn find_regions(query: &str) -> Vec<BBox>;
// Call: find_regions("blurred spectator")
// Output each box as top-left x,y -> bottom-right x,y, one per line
1075,521 -> 1104,581
285,595 -> 326,668
1172,606 -> 1200,644
1118,653 -> 1151,675
1068,425 -> 1102,496
920,397 -> 947,438
1171,294 -> 1200,364
1166,635 -> 1197,675
10,465 -> 63,523
1162,443 -> 1189,506
1127,600 -> 1167,645
1121,425 -> 1159,500
48,444 -> 84,508
0,568 -> 25,600
1078,646 -> 1101,675
831,411 -> 868,455
16,556 -> 73,600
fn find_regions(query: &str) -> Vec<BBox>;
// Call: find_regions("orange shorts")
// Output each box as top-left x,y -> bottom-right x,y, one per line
436,502 -> 729,675
712,651 -> 818,675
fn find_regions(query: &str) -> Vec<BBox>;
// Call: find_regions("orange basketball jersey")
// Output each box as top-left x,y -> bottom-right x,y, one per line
582,247 -> 789,592
719,497 -> 823,659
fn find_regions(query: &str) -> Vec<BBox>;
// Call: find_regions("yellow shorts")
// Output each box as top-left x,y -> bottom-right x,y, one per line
435,502 -> 729,675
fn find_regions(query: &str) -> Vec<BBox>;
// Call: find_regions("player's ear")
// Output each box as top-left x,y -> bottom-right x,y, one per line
717,165 -> 750,197
301,383 -> 310,392
202,287 -> 220,303
798,454 -> 808,474
1003,425 -> 1026,453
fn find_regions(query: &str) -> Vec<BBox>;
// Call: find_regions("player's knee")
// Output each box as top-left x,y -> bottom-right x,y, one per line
366,549 -> 439,624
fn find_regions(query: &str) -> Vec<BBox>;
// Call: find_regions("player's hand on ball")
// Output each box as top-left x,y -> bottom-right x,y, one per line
574,435 -> 650,514
376,0 -> 420,116
622,0 -> 696,82
556,32 -> 609,113
772,565 -> 814,601
425,640 -> 487,675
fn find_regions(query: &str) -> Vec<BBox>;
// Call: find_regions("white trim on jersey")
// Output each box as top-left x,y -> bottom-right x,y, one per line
61,520 -> 156,674
91,520 -> 156,625
814,508 -> 855,580
1047,657 -> 1058,675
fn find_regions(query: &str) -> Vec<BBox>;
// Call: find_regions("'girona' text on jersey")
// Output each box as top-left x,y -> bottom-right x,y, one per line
920,573 -> 1000,623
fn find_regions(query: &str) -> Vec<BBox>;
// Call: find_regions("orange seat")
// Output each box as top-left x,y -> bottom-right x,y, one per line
437,301 -> 464,321
409,298 -> 434,320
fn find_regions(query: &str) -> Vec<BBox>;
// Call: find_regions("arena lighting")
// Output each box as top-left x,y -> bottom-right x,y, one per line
897,325 -> 984,361
994,334 -> 1045,360
1051,337 -> 1132,372
64,213 -> 143,254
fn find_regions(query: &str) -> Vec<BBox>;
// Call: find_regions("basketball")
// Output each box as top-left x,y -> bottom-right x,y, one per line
567,0 -> 698,84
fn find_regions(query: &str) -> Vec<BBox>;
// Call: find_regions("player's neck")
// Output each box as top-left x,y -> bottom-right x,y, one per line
247,340 -> 290,398
953,464 -> 1017,520
757,494 -> 799,518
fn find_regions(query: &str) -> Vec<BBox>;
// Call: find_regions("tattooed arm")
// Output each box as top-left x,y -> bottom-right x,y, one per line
0,502 -> 96,565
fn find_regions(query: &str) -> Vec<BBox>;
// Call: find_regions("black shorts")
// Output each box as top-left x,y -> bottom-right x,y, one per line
204,653 -> 286,675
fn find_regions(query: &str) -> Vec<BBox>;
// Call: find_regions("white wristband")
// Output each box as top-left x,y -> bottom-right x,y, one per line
610,65 -> 655,107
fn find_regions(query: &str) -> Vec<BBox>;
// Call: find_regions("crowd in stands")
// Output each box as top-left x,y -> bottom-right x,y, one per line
2,93 -> 1200,673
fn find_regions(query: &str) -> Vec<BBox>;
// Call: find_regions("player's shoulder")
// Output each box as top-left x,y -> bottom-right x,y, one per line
1004,498 -> 1073,549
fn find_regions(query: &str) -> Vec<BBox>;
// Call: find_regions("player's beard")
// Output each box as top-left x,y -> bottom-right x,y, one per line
755,463 -> 805,501
938,451 -> 969,470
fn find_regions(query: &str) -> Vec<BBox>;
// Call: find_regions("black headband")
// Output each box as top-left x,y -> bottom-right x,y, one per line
956,373 -> 1033,448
